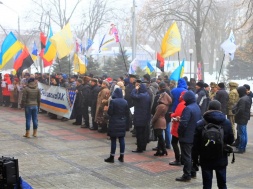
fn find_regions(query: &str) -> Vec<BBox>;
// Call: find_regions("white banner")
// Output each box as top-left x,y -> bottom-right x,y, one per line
38,82 -> 76,118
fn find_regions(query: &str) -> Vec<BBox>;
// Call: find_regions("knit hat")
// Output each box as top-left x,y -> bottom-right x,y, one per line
208,100 -> 221,111
102,80 -> 109,87
196,81 -> 204,88
203,83 -> 209,88
218,82 -> 225,89
77,78 -> 83,84
28,78 -> 35,83
91,78 -> 98,83
159,82 -> 166,89
83,76 -> 91,83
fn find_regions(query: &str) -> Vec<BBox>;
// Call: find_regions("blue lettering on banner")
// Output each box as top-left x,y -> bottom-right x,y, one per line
39,88 -> 65,101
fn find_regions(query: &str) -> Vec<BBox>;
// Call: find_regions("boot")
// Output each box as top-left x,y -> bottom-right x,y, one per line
118,154 -> 124,162
104,155 -> 114,163
33,129 -> 37,137
23,131 -> 30,138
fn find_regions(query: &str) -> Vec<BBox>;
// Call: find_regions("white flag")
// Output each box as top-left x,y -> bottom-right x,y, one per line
228,30 -> 236,60
220,39 -> 236,56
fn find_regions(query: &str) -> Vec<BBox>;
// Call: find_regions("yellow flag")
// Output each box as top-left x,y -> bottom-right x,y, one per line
50,23 -> 74,59
160,22 -> 181,58
73,54 -> 87,74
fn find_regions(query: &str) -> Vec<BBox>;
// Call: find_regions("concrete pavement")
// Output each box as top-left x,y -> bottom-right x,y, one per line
0,106 -> 253,189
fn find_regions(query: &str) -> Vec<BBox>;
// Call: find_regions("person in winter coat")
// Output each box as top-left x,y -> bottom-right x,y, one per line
21,78 -> 41,138
10,78 -> 19,108
176,90 -> 201,182
215,83 -> 229,115
131,83 -> 151,153
169,91 -> 186,166
72,79 -> 85,125
171,78 -> 188,112
232,86 -> 252,153
192,100 -> 234,189
104,88 -> 129,163
151,92 -> 172,156
2,74 -> 12,107
95,80 -> 111,133
195,81 -> 209,115
227,82 -> 239,140
90,78 -> 100,130
81,76 -> 91,128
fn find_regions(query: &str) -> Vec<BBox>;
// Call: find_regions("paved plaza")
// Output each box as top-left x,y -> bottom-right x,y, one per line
0,107 -> 253,189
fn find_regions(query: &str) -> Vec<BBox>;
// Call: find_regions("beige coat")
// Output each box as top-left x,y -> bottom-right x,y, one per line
95,87 -> 110,124
152,92 -> 172,130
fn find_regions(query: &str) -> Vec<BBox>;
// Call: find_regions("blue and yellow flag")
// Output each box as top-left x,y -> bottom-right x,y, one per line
146,61 -> 154,75
43,27 -> 57,62
0,32 -> 23,69
170,59 -> 184,81
50,23 -> 73,59
161,22 -> 181,58
31,41 -> 38,61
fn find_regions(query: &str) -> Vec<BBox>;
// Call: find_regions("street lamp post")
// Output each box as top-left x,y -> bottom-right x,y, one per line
0,1 -> 20,37
216,57 -> 219,79
189,49 -> 194,79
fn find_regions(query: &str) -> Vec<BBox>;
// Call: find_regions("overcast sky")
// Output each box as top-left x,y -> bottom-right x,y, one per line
0,0 -> 136,32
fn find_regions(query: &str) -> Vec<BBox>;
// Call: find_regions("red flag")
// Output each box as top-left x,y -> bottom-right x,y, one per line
156,52 -> 165,72
40,32 -> 47,49
13,47 -> 32,71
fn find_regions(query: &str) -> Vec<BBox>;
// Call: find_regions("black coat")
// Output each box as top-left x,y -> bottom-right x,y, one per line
74,84 -> 85,115
82,83 -> 91,106
131,84 -> 151,127
193,110 -> 234,167
215,89 -> 229,115
125,83 -> 135,108
90,84 -> 100,117
233,86 -> 252,125
107,88 -> 129,138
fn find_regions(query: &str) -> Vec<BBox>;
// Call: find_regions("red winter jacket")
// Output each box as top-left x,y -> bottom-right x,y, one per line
170,91 -> 186,137
2,74 -> 11,96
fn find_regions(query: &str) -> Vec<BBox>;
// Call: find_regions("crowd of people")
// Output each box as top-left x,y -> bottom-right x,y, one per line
0,71 -> 252,188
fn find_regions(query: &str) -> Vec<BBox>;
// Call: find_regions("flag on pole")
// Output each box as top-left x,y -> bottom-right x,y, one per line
0,32 -> 23,69
160,22 -> 181,58
156,52 -> 165,72
50,23 -> 74,59
31,41 -> 38,61
73,53 -> 87,74
43,27 -> 57,62
169,59 -> 185,81
109,24 -> 119,42
228,30 -> 236,60
40,32 -> 47,49
85,39 -> 93,51
146,61 -> 154,75
13,46 -> 34,78
197,62 -> 202,81
98,34 -> 114,53
220,39 -> 236,57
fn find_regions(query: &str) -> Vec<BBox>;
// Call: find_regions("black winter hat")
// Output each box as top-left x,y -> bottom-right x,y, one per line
159,82 -> 166,89
28,78 -> 35,83
243,84 -> 250,90
218,82 -> 225,89
143,74 -> 151,82
203,83 -> 209,88
196,81 -> 204,88
208,100 -> 221,111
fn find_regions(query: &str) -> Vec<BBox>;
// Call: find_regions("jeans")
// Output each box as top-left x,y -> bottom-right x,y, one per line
237,124 -> 247,150
201,165 -> 227,189
165,122 -> 171,148
25,106 -> 38,131
110,137 -> 125,155
180,143 -> 194,178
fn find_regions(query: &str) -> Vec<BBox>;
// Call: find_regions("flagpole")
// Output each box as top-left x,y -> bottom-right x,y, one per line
178,52 -> 180,66
155,52 -> 157,78
217,54 -> 225,84
69,55 -> 71,76
119,42 -> 128,72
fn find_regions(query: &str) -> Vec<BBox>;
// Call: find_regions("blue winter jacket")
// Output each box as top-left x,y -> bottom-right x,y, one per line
178,90 -> 201,143
171,78 -> 187,112
107,88 -> 129,138
131,84 -> 151,127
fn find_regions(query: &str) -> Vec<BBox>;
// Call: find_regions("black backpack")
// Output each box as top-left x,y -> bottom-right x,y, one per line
201,123 -> 224,160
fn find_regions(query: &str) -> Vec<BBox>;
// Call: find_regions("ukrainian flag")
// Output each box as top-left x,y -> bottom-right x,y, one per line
43,27 -> 57,62
31,41 -> 38,61
170,59 -> 185,81
0,32 -> 23,69
146,61 -> 154,75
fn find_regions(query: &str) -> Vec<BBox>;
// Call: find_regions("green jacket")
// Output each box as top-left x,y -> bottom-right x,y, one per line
227,82 -> 239,115
21,82 -> 41,107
